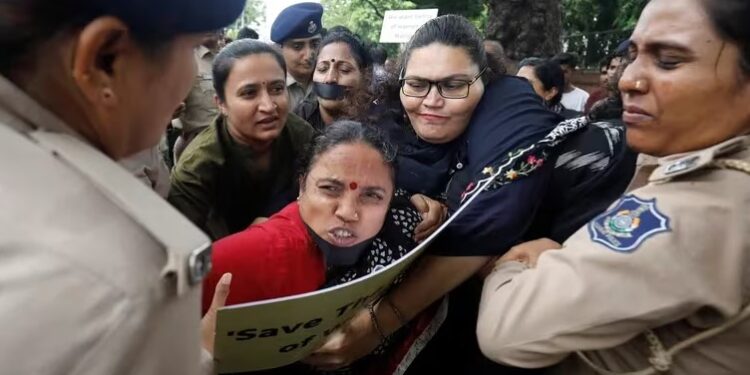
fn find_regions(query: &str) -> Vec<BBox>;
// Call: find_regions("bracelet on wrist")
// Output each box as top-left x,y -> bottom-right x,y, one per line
368,301 -> 388,344
383,296 -> 409,327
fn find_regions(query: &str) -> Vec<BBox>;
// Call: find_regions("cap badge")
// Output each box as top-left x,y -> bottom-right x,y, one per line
308,21 -> 318,34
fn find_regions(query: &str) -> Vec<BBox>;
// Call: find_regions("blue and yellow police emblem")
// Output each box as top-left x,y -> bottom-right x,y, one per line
588,195 -> 671,252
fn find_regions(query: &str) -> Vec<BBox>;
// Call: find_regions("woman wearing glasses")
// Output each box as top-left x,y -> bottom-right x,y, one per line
306,15 -> 563,374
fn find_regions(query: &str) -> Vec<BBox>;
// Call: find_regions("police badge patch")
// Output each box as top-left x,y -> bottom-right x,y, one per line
588,195 -> 671,252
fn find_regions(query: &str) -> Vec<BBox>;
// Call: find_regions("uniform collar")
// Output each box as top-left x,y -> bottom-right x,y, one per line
286,73 -> 301,88
0,74 -> 85,142
0,74 -> 211,295
649,135 -> 750,182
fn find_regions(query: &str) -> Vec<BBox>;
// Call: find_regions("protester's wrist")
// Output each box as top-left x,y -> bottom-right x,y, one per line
374,296 -> 409,336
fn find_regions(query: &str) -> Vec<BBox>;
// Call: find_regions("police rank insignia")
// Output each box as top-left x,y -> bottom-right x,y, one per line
588,195 -> 671,252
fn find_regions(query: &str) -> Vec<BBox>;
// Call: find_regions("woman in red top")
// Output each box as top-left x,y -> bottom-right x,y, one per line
202,120 -> 415,311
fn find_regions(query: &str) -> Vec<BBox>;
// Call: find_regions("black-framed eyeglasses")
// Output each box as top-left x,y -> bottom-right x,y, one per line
399,67 -> 487,99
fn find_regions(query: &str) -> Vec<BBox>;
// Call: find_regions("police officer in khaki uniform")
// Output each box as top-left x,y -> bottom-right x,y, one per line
477,1 -> 750,374
0,0 -> 243,373
173,32 -> 223,163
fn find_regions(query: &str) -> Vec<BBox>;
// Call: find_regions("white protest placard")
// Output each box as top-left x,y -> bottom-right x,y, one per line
212,146 -> 521,373
212,117 -> 579,373
214,240 -> 426,373
379,9 -> 439,44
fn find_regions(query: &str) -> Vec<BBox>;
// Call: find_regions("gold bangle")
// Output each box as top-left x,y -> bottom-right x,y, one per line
383,296 -> 409,327
368,302 -> 388,344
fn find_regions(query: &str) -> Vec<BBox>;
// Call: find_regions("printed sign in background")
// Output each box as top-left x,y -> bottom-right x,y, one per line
379,9 -> 439,44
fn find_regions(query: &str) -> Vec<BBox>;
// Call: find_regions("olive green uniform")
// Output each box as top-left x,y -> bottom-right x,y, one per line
169,114 -> 314,240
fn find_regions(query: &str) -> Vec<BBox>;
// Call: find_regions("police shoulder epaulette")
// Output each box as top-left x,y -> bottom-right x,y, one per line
649,136 -> 750,183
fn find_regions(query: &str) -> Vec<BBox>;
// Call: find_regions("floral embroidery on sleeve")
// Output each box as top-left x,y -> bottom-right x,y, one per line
485,149 -> 549,188
460,116 -> 589,203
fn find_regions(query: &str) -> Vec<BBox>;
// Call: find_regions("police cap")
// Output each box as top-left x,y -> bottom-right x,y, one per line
271,2 -> 324,44
83,0 -> 246,36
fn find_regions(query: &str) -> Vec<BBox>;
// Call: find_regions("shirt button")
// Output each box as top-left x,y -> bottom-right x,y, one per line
456,163 -> 464,170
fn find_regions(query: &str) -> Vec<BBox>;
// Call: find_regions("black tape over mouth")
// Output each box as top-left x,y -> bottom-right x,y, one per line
313,82 -> 349,100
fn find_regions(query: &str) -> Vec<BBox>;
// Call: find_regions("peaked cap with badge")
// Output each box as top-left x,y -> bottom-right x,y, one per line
271,2 -> 324,43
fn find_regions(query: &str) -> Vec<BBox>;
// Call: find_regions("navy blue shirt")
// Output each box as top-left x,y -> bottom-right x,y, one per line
436,76 -> 561,256
526,118 -> 638,242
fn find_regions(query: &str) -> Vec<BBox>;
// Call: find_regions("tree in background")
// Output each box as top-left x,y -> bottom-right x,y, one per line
225,0 -> 266,39
322,0 -> 416,46
413,0 -> 486,30
485,0 -> 563,63
563,0 -> 648,68
321,0 -> 486,55
319,0 -> 647,69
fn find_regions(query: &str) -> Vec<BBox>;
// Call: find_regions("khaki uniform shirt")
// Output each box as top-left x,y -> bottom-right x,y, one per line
178,46 -> 219,135
478,136 -> 750,374
0,76 -> 214,374
120,145 -> 171,198
287,73 -> 315,112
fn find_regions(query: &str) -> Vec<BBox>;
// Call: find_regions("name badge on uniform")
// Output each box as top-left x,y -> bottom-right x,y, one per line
588,195 -> 671,253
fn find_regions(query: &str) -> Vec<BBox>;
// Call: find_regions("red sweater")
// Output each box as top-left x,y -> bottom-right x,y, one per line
202,202 -> 325,313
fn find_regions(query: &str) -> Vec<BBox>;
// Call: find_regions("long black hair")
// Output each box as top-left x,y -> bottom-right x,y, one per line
518,57 -> 565,106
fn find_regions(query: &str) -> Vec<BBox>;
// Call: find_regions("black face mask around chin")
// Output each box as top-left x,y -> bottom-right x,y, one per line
313,82 -> 349,101
306,225 -> 375,267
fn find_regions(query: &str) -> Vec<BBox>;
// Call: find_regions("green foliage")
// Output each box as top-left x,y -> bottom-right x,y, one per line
320,0 -> 486,57
225,0 -> 266,39
614,0 -> 648,29
322,0 -> 416,44
470,3 -> 489,32
562,0 -> 647,68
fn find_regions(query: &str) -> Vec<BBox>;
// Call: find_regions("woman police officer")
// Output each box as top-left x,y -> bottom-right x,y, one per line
0,0 -> 243,373
477,0 -> 750,373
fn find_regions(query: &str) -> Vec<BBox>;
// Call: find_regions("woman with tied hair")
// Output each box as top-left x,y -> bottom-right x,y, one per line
0,0 -> 244,373
202,121 -> 426,375
517,57 -> 582,119
306,14 -> 568,374
295,31 -> 375,132
203,120 -> 412,312
169,40 -> 315,240
478,0 -> 750,373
